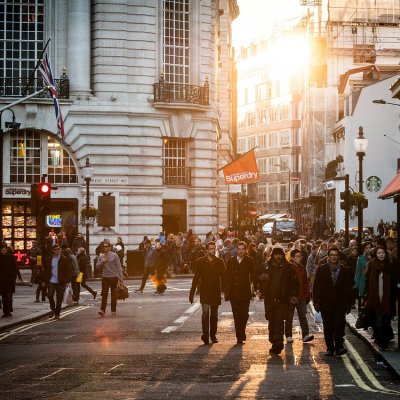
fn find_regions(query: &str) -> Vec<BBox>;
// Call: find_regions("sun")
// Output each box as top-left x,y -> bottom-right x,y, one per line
263,34 -> 310,80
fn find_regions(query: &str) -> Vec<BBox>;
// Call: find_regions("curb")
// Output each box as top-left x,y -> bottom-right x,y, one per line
0,304 -> 73,333
346,318 -> 400,378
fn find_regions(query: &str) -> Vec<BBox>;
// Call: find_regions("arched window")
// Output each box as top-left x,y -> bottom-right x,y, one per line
9,129 -> 78,183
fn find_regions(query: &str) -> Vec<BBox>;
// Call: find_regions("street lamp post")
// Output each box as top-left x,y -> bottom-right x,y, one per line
82,157 -> 93,265
275,164 -> 291,215
353,126 -> 368,251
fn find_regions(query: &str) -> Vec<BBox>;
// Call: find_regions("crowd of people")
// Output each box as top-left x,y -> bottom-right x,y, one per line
1,222 -> 398,356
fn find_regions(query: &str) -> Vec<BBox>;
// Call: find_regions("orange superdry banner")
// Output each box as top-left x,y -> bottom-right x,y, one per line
222,149 -> 260,184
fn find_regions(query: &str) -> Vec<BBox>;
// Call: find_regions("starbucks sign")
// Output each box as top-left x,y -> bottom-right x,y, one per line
366,176 -> 382,192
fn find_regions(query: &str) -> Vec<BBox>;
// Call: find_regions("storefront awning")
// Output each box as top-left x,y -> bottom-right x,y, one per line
379,172 -> 400,199
259,213 -> 275,220
270,213 -> 288,219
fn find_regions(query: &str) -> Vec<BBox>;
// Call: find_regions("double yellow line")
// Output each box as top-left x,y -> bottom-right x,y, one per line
343,339 -> 400,395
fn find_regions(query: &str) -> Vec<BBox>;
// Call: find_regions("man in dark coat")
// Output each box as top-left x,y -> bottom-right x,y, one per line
0,242 -> 18,317
225,241 -> 255,344
44,244 -> 71,319
189,241 -> 226,344
153,239 -> 170,294
313,246 -> 353,356
258,245 -> 299,355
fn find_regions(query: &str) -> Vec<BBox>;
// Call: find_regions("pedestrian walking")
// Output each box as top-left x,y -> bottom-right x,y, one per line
134,239 -> 156,294
364,246 -> 397,350
258,245 -> 298,355
153,239 -> 170,294
27,240 -> 42,287
286,249 -> 314,343
61,245 -> 80,305
76,248 -> 97,300
225,241 -> 255,344
96,239 -> 124,316
44,244 -> 71,320
189,241 -> 226,344
0,242 -> 18,318
313,246 -> 353,356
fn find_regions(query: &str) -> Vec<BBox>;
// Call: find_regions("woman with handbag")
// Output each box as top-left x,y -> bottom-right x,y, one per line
96,239 -> 124,316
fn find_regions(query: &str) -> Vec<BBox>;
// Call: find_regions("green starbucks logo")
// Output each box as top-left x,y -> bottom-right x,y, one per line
366,176 -> 382,192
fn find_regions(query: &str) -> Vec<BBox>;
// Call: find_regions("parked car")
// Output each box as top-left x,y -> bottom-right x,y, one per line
271,218 -> 298,243
262,222 -> 273,237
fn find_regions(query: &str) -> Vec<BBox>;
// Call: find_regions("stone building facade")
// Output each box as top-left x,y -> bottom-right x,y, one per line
0,0 -> 238,260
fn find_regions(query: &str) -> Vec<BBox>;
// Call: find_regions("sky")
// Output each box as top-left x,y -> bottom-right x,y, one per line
232,0 -> 307,48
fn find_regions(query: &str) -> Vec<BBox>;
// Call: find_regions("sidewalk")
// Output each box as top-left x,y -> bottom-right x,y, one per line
346,308 -> 400,376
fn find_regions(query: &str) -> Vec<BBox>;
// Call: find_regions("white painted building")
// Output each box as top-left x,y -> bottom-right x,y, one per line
0,0 -> 239,262
329,76 -> 399,232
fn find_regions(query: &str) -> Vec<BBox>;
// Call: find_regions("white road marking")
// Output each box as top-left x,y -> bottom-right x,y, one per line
103,363 -> 124,375
185,302 -> 201,314
161,326 -> 178,333
39,368 -> 72,380
174,316 -> 189,324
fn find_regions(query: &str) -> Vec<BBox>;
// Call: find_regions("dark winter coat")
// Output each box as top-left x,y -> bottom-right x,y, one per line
77,253 -> 90,280
225,255 -> 255,301
0,253 -> 18,293
313,262 -> 353,313
258,259 -> 298,320
190,256 -> 226,305
44,254 -> 72,284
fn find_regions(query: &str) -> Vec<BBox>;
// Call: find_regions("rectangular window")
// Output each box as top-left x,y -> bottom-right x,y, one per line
268,183 -> 278,202
280,183 -> 288,202
257,108 -> 268,125
258,182 -> 267,203
47,137 -> 78,184
258,158 -> 267,174
269,105 -> 278,123
163,0 -> 190,85
247,111 -> 255,127
1,0 -> 45,94
256,83 -> 267,101
269,131 -> 278,148
279,129 -> 290,147
267,156 -> 279,174
162,138 -> 190,185
10,130 -> 41,183
258,132 -> 267,149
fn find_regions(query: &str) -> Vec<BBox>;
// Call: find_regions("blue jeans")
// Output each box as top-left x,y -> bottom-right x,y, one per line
47,282 -> 66,316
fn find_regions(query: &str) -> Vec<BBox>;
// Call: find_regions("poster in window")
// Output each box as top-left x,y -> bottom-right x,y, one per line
14,240 -> 24,250
13,205 -> 24,214
26,228 -> 36,238
3,205 -> 12,214
14,228 -> 25,238
26,216 -> 36,226
2,228 -> 12,238
14,216 -> 25,226
2,216 -> 12,226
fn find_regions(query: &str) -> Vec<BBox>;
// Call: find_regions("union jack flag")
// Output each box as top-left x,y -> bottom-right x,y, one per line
38,51 -> 65,141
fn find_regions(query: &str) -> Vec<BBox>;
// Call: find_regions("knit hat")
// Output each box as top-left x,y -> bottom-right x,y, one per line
257,243 -> 265,252
271,244 -> 285,256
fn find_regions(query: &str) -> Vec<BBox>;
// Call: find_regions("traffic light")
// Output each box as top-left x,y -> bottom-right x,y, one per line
38,182 -> 51,213
340,190 -> 350,211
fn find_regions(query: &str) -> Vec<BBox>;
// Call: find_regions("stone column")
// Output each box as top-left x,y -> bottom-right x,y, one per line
67,0 -> 91,95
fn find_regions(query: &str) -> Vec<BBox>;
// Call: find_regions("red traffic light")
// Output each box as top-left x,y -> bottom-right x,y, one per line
39,183 -> 50,194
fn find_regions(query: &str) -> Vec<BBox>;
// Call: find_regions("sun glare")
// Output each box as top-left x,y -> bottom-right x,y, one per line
264,34 -> 310,79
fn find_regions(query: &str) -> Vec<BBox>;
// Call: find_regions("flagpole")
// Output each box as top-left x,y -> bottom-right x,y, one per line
0,88 -> 49,113
217,147 -> 257,172
22,38 -> 51,97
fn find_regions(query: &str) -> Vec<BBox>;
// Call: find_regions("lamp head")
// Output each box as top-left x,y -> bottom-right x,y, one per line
353,126 -> 368,154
